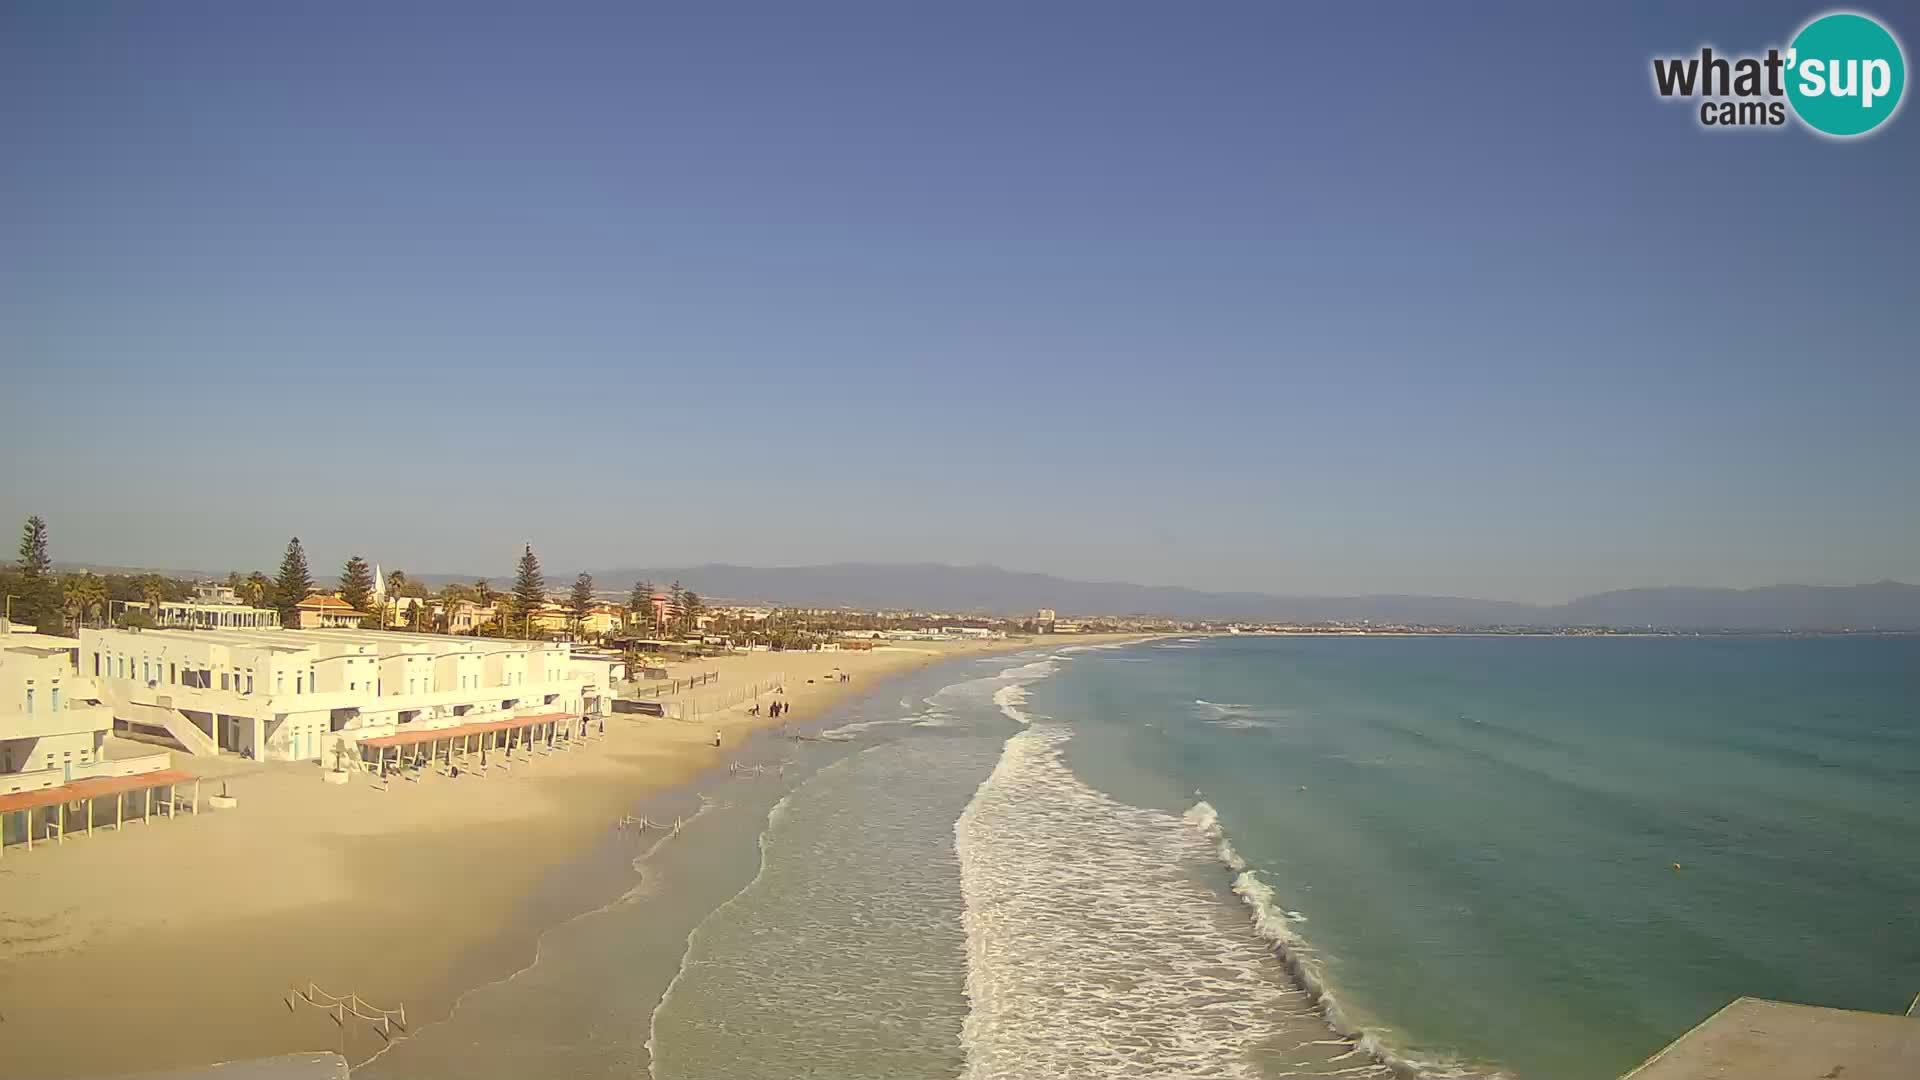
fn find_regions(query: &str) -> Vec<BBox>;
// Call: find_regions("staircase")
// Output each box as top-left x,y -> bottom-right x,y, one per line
97,684 -> 221,757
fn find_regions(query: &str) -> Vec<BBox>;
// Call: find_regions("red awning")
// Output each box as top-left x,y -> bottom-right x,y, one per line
0,769 -> 195,815
357,712 -> 573,751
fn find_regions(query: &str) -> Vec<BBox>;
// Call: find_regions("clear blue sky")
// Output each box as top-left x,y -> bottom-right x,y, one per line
3,2 -> 1915,602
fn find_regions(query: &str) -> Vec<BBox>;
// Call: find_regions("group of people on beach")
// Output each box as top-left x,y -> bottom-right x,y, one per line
749,699 -> 791,719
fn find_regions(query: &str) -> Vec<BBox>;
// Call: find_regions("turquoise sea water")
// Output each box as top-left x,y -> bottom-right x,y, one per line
373,635 -> 1920,1080
1041,635 -> 1920,1077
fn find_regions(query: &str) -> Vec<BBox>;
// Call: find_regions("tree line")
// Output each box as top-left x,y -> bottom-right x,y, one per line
3,516 -> 739,646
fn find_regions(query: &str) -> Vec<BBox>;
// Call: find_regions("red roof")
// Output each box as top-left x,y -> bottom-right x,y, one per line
297,595 -> 358,611
0,769 -> 196,815
357,712 -> 573,751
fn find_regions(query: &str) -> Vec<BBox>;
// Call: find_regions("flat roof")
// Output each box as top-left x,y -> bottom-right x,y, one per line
0,769 -> 195,815
357,711 -> 573,750
1623,997 -> 1920,1080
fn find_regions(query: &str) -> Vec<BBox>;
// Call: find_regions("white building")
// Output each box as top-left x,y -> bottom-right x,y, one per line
79,626 -> 618,763
126,598 -> 281,631
1,630 -> 115,787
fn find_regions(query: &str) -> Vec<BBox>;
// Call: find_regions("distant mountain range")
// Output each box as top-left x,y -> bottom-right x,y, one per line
545,564 -> 1919,631
53,559 -> 1920,630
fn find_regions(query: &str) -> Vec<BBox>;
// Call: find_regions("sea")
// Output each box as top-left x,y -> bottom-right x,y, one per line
362,634 -> 1920,1080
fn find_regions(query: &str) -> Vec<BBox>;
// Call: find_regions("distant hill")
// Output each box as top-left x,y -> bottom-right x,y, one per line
558,563 -> 1920,631
58,558 -> 1920,630
1551,581 -> 1920,631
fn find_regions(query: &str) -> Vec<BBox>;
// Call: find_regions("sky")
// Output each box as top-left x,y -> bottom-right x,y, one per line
2,1 -> 1915,603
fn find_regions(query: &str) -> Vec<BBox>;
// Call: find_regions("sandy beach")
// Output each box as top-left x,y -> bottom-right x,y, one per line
0,634 -> 1147,1078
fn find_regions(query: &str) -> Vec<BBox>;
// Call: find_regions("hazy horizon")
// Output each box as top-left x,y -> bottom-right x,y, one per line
5,2 -> 1915,604
26,543 -> 1920,609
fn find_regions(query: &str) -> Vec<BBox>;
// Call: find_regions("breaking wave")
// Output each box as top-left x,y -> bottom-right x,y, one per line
956,724 -> 1402,1079
1193,699 -> 1289,730
1185,802 -> 1506,1080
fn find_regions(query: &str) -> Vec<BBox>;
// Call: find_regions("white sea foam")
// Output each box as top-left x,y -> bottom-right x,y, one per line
979,658 -> 1060,726
990,684 -> 1035,726
1193,699 -> 1286,729
818,716 -> 918,738
1185,802 -> 1506,1080
956,726 -> 1394,1080
996,658 -> 1060,681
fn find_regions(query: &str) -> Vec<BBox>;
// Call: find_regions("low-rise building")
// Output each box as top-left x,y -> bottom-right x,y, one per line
294,594 -> 366,629
126,598 -> 281,631
378,595 -> 429,629
581,605 -> 623,638
1,630 -> 116,788
80,626 -> 609,763
528,606 -> 573,636
440,599 -> 497,635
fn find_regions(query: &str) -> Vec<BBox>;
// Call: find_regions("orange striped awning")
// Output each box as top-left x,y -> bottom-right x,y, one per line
0,769 -> 195,815
357,712 -> 574,751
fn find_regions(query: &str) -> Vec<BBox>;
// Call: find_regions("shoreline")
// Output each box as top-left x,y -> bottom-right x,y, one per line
0,634 -> 1151,1078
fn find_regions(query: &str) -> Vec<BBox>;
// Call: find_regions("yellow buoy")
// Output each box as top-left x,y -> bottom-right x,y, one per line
1672,862 -> 1683,871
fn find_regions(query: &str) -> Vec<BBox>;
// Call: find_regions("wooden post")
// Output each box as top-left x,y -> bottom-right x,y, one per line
25,809 -> 31,851
117,791 -> 124,830
194,778 -> 202,814
59,800 -> 66,844
87,795 -> 94,838
144,787 -> 151,825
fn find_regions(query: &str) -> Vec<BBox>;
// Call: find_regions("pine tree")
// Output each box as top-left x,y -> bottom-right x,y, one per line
512,544 -> 545,637
340,555 -> 375,619
273,537 -> 313,627
571,572 -> 595,636
682,590 -> 704,635
668,581 -> 687,633
15,515 -> 56,628
631,580 -> 657,632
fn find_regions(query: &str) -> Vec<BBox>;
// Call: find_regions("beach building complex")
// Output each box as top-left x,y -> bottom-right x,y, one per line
3,625 -> 188,854
1,629 -> 115,785
80,626 -> 618,762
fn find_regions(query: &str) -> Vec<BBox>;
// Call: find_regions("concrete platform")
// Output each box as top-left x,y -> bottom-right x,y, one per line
1623,997 -> 1920,1080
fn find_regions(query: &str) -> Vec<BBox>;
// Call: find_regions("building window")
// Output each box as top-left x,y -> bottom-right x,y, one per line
246,675 -> 254,694
170,662 -> 177,684
25,688 -> 35,713
94,652 -> 101,676
296,675 -> 303,693
220,673 -> 230,690
52,687 -> 62,711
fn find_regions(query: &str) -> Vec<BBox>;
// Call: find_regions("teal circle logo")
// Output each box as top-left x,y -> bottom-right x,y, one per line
1786,12 -> 1906,136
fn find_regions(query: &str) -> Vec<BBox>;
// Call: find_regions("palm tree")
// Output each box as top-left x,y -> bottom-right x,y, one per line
63,574 -> 108,629
242,571 -> 272,608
